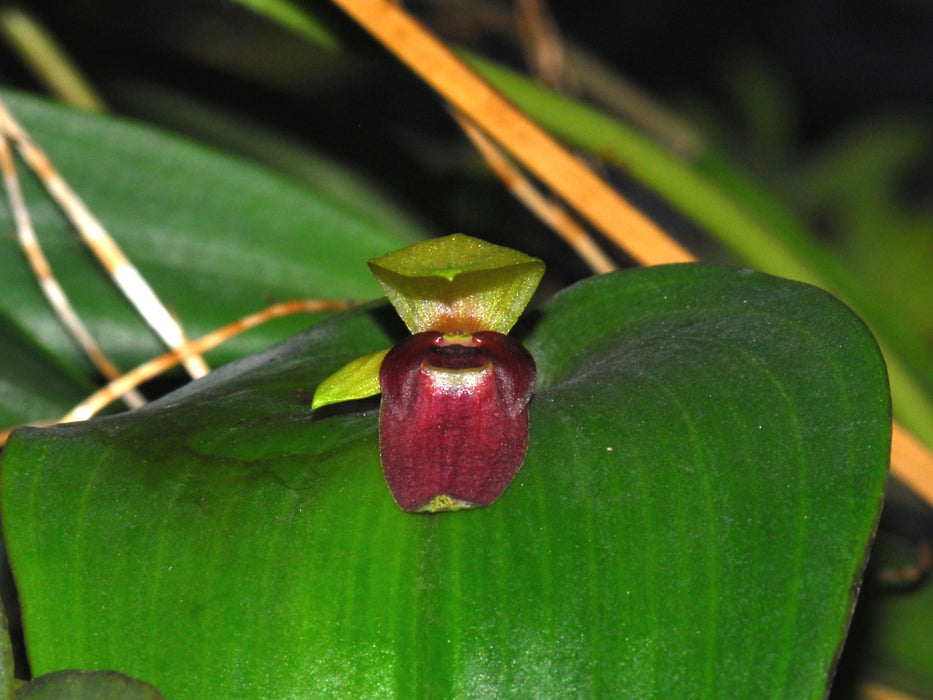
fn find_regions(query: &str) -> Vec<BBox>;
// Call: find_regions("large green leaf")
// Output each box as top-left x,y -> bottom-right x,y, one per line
0,264 -> 889,697
0,89 -> 425,384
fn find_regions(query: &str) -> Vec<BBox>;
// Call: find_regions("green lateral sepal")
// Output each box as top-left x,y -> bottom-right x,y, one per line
311,349 -> 389,410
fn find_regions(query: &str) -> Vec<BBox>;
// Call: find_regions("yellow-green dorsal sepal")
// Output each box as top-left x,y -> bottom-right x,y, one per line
367,234 -> 545,334
311,348 -> 389,410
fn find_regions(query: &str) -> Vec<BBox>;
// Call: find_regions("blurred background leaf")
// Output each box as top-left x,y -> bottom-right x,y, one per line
0,90 -> 428,392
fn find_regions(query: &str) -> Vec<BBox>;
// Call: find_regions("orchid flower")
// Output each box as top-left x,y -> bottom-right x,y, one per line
312,234 -> 544,513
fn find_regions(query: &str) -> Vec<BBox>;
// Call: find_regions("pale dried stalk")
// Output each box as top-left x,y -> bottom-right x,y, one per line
0,95 -> 210,379
62,299 -> 351,423
0,136 -> 145,408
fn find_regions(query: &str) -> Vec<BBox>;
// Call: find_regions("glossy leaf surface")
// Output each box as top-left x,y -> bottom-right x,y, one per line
1,265 -> 890,698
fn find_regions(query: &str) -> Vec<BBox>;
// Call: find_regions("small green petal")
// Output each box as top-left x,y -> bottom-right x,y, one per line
311,349 -> 389,410
368,234 -> 544,334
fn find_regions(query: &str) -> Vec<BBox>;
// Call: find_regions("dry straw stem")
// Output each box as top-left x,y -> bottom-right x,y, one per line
0,135 -> 145,409
0,96 -> 210,379
891,424 -> 933,513
329,0 -> 933,504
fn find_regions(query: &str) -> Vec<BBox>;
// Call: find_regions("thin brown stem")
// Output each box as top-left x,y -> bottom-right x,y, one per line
61,299 -> 352,423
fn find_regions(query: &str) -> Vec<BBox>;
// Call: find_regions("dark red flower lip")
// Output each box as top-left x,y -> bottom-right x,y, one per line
378,331 -> 536,512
